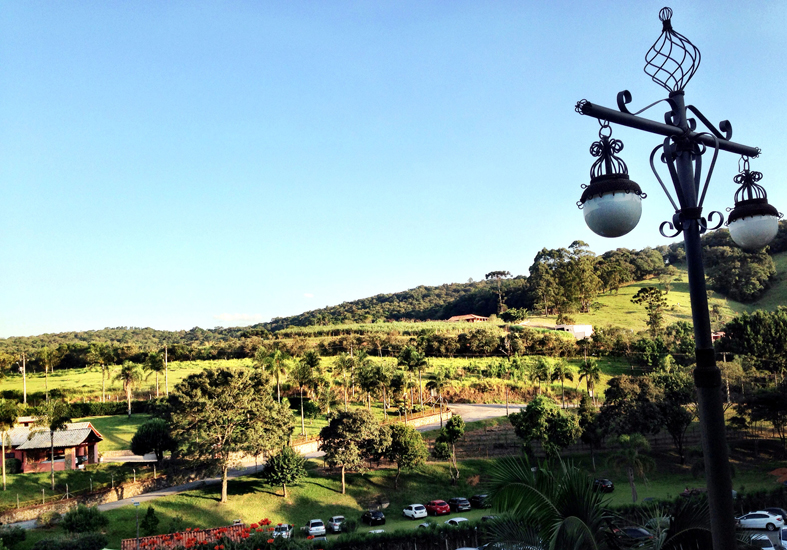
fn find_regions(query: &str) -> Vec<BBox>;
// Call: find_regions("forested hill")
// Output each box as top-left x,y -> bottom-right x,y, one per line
3,221 -> 787,352
263,280 -> 501,331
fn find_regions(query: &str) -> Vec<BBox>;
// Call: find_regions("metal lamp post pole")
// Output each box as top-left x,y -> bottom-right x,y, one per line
574,8 -> 762,549
133,500 -> 141,550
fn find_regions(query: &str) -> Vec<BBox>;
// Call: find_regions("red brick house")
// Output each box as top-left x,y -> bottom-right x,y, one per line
6,422 -> 103,473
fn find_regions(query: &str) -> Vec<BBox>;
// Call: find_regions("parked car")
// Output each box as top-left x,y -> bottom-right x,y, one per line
448,497 -> 472,512
368,529 -> 385,534
766,509 -> 787,523
612,526 -> 653,547
750,534 -> 777,550
305,520 -> 326,537
403,504 -> 428,520
361,511 -> 386,526
736,511 -> 785,531
327,516 -> 345,533
470,494 -> 491,509
781,526 -> 787,549
272,524 -> 293,539
425,500 -> 451,516
593,478 -> 614,493
445,518 -> 469,526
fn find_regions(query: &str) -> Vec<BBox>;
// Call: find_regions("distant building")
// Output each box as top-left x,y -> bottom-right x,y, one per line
711,331 -> 725,343
5,422 -> 103,473
14,416 -> 37,427
555,324 -> 594,340
447,314 -> 489,323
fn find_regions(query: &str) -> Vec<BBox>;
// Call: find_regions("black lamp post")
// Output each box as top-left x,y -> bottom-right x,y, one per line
575,8 -> 780,550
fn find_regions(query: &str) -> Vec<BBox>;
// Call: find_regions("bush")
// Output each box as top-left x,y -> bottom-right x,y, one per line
140,506 -> 160,536
3,458 -> 21,475
37,511 -> 62,528
61,505 -> 109,534
31,533 -> 108,550
0,526 -> 26,549
341,518 -> 358,534
168,514 -> 186,534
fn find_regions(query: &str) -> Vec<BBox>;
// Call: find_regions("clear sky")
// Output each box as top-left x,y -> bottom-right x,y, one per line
1,1 -> 786,338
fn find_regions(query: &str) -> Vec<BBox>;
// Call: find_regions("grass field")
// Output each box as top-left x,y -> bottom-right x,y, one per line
77,414 -> 152,452
15,450 -> 784,550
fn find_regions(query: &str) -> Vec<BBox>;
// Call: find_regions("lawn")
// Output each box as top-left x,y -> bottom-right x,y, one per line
16,449 -> 784,550
77,413 -> 152,452
0,462 -> 156,511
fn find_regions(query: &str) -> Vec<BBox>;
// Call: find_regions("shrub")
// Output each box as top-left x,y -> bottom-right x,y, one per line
61,505 -> 109,534
140,506 -> 160,536
0,526 -> 26,548
3,458 -> 21,475
31,533 -> 107,550
168,514 -> 186,533
342,518 -> 358,533
37,511 -> 62,528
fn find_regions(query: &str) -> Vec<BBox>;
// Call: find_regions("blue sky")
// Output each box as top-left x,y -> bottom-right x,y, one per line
1,1 -> 786,338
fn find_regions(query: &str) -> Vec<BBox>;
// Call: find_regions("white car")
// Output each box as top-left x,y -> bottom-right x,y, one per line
369,529 -> 385,534
272,524 -> 293,539
403,504 -> 428,520
750,534 -> 776,549
305,519 -> 326,536
736,511 -> 784,531
780,526 -> 787,549
444,517 -> 469,526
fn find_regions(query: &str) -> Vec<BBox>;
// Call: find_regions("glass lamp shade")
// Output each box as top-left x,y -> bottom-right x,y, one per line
579,176 -> 644,238
728,215 -> 779,251
727,198 -> 781,251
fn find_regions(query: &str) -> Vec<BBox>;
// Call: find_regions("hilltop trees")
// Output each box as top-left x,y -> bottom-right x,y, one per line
631,287 -> 669,338
169,367 -> 293,503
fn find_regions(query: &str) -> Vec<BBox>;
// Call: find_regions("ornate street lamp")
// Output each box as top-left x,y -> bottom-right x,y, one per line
575,8 -> 780,550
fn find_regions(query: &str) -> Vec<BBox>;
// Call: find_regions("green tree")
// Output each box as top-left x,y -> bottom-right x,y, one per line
0,399 -> 20,490
488,456 -> 610,549
578,358 -> 601,405
426,371 -> 449,427
36,346 -> 63,399
262,446 -> 306,498
508,395 -> 581,459
34,399 -> 72,490
631,286 -> 669,339
114,362 -> 143,418
140,506 -> 159,537
333,353 -> 354,411
86,343 -> 113,403
398,346 -> 428,409
606,433 -> 655,503
386,424 -> 428,490
292,353 -> 317,436
169,367 -> 292,503
62,505 -> 109,534
432,415 -> 464,485
550,359 -> 574,408
319,409 -> 381,494
130,419 -> 177,464
485,270 -> 511,314
737,380 -> 787,448
577,393 -> 604,472
144,352 -> 165,398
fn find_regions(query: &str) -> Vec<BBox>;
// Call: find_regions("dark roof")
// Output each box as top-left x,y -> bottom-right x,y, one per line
11,422 -> 103,451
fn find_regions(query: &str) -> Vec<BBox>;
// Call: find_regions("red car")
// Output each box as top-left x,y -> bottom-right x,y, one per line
425,500 -> 451,516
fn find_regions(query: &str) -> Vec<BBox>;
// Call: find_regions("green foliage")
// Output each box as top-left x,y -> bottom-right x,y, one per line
720,308 -> 787,369
319,409 -> 382,494
0,526 -> 25,549
62,505 -> 109,534
140,506 -> 160,536
169,367 -> 293,502
703,229 -> 776,302
167,514 -> 187,534
262,446 -> 307,497
598,375 -> 663,436
631,286 -> 668,338
386,424 -> 428,489
508,395 -> 581,459
131,418 -> 177,463
31,533 -> 108,550
342,518 -> 358,533
736,379 -> 787,448
433,415 -> 464,485
37,511 -> 62,528
606,433 -> 655,503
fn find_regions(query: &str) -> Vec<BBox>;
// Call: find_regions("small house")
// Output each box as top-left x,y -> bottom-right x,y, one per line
447,314 -> 489,323
5,422 -> 103,473
555,324 -> 594,340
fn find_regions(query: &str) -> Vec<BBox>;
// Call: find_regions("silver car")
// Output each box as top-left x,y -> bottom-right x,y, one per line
305,519 -> 326,536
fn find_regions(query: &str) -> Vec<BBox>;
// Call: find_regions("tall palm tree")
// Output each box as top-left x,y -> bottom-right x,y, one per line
488,456 -> 612,549
606,433 -> 655,503
426,371 -> 449,427
144,351 -> 165,398
265,349 -> 290,403
550,359 -> 575,408
37,346 -> 63,400
34,399 -> 72,491
374,362 -> 395,420
333,353 -> 354,411
87,342 -> 113,403
578,358 -> 601,405
0,399 -> 19,491
114,362 -> 143,418
292,353 -> 317,436
398,346 -> 428,409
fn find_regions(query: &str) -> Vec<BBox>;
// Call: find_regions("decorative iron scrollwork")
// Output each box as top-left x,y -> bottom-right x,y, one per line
644,7 -> 701,93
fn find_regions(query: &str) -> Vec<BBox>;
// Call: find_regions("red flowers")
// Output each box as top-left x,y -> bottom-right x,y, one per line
307,535 -> 314,540
266,539 -> 274,544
